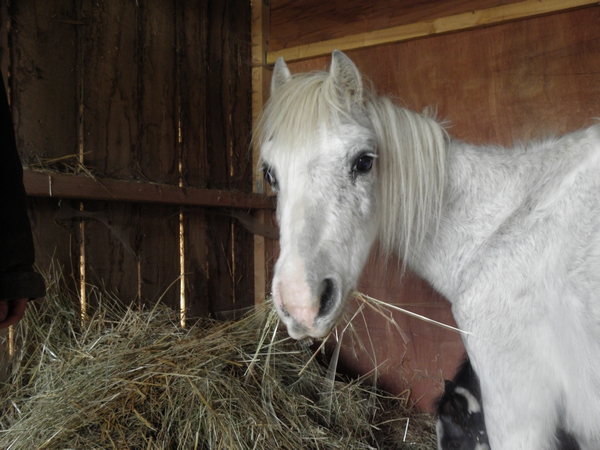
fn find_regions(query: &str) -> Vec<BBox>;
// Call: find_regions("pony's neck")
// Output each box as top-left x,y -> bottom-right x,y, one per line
366,96 -> 545,301
404,139 -> 539,301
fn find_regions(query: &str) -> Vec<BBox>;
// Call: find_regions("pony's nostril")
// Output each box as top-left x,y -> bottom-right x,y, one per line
318,278 -> 336,318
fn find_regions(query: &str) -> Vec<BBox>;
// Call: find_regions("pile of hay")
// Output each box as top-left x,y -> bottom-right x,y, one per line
0,272 -> 437,449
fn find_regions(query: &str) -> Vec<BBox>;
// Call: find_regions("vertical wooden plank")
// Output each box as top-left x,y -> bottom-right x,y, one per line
205,214 -> 255,319
79,0 -> 181,311
177,0 -> 209,319
178,0 -> 208,190
29,198 -> 79,286
138,204 -> 180,311
205,0 -> 231,191
251,0 -> 272,305
205,212 -> 233,318
264,210 -> 278,298
252,210 -> 268,304
137,0 -> 177,185
205,0 -> 254,317
9,0 -> 79,283
17,198 -> 78,385
81,0 -> 139,179
183,209 -> 209,318
232,220 -> 255,314
230,0 -> 255,314
205,0 -> 252,191
80,0 -> 141,306
135,0 -> 179,310
9,0 -> 78,161
81,202 -> 141,305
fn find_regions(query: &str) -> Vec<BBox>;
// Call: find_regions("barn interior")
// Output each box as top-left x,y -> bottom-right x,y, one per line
1,0 -> 599,447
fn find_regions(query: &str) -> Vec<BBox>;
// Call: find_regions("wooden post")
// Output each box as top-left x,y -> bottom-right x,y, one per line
252,0 -> 271,305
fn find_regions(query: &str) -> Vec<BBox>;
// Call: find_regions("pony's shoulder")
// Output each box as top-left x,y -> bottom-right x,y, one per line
544,122 -> 600,148
549,123 -> 600,169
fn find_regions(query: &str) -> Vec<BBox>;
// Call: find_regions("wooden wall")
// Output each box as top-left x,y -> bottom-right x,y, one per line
2,0 -> 269,321
270,0 -> 523,52
267,0 -> 600,410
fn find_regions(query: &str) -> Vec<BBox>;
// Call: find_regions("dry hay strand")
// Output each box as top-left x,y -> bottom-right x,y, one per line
24,153 -> 98,179
0,270 -> 437,449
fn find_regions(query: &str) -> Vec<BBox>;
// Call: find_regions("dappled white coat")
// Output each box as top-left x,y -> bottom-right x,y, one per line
424,130 -> 600,450
256,50 -> 600,450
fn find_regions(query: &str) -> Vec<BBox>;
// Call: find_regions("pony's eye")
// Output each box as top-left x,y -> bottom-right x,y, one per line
263,165 -> 278,190
352,154 -> 374,175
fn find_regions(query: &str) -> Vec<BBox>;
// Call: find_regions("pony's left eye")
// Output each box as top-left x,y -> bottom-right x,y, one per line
352,153 -> 375,175
262,164 -> 278,190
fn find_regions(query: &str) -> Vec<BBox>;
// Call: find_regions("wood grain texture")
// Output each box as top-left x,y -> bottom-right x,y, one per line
5,0 -> 257,320
344,6 -> 600,147
8,0 -> 81,295
24,170 -> 275,209
178,0 -> 209,189
28,198 -> 80,289
205,0 -> 255,317
251,0 -> 272,305
176,0 -> 209,318
137,204 -> 180,311
134,0 -> 179,311
10,0 -> 78,161
79,0 -> 141,309
206,1 -> 253,192
81,0 -> 139,180
270,0 -> 516,51
137,0 -> 178,185
183,209 -> 210,319
269,0 -> 598,63
82,201 -> 141,307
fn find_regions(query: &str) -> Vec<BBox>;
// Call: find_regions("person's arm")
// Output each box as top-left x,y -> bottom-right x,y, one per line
0,76 -> 46,328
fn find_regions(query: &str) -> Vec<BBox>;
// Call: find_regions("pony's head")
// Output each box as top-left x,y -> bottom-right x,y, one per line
255,51 -> 446,339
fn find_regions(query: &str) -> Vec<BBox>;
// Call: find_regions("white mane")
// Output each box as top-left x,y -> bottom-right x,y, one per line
254,69 -> 448,263
364,97 -> 448,263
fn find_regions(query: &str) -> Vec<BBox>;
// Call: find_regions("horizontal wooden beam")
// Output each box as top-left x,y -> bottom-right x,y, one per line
267,0 -> 598,64
24,170 -> 276,210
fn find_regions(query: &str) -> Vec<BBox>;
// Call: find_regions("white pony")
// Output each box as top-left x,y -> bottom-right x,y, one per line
255,50 -> 600,450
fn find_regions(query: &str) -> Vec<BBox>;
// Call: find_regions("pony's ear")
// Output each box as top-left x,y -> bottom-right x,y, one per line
329,50 -> 363,104
271,57 -> 292,95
